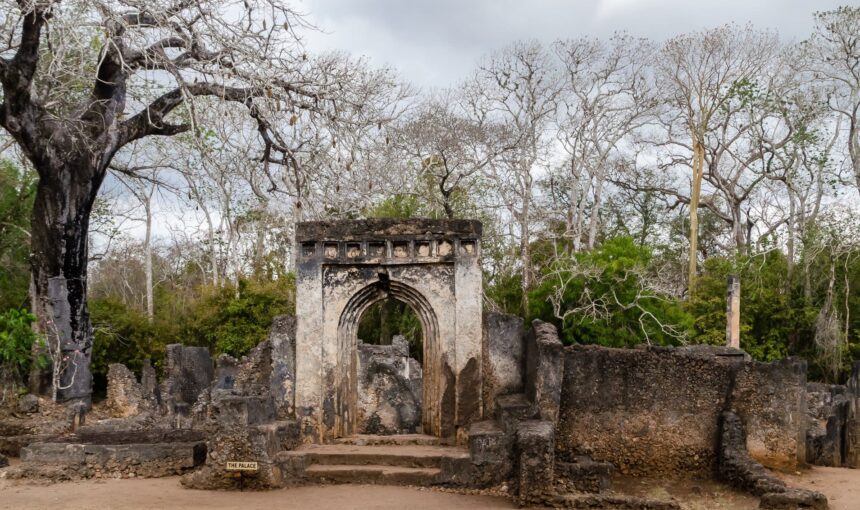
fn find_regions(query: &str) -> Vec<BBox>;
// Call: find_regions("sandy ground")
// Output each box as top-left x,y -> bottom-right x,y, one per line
1,466 -> 859,510
0,477 -> 516,510
780,466 -> 860,510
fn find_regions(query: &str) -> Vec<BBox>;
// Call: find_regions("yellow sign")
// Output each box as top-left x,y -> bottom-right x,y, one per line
226,461 -> 259,471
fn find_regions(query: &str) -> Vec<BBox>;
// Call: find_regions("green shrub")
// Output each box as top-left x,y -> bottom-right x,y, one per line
0,308 -> 44,384
528,237 -> 693,347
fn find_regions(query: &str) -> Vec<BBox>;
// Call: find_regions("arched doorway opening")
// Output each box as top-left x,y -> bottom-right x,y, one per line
336,276 -> 441,438
357,297 -> 423,362
354,297 -> 424,434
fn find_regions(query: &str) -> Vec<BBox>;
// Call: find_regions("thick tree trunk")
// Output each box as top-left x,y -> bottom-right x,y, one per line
29,160 -> 102,405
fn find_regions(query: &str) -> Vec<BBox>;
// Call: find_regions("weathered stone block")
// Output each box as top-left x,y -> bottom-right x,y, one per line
106,363 -> 147,417
482,312 -> 524,417
140,359 -> 161,408
181,389 -> 300,490
268,315 -> 296,418
494,393 -> 533,435
14,440 -> 205,480
16,394 -> 39,414
516,420 -> 555,505
759,489 -> 828,510
468,420 -> 512,486
525,320 -> 563,423
556,456 -> 614,494
208,394 -> 276,427
213,354 -> 239,391
356,336 -> 423,434
162,345 -> 213,415
805,383 -> 849,467
844,361 -> 860,468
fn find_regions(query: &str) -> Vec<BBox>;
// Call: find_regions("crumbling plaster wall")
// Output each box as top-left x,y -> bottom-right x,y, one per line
294,219 -> 483,443
557,344 -> 808,477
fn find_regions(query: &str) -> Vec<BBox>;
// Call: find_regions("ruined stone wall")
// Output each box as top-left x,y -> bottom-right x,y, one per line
482,312 -> 524,417
557,345 -> 808,477
356,336 -> 423,434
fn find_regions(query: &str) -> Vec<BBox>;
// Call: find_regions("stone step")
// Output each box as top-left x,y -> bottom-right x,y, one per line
304,463 -> 441,485
334,434 -> 442,446
284,444 -> 469,469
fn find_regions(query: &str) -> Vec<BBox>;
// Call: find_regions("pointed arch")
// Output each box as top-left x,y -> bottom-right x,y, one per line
335,277 -> 441,437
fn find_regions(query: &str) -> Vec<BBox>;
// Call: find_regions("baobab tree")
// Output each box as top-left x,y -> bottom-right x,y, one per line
0,0 -> 405,405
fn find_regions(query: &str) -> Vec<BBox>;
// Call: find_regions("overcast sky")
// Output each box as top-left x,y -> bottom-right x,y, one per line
298,0 -> 849,89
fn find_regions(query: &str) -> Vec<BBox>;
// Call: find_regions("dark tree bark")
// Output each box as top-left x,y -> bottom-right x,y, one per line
29,157 -> 105,403
0,4 -> 260,405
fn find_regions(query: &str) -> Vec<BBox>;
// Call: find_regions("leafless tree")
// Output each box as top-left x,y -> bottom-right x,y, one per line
803,6 -> 860,195
463,40 -> 562,312
0,0 -> 407,404
656,24 -> 781,288
553,33 -> 657,251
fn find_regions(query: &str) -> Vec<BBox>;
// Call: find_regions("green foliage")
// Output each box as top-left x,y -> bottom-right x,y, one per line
90,298 -> 167,389
0,160 -> 36,311
357,298 -> 424,362
366,194 -> 424,219
485,270 -> 524,317
88,274 -> 297,393
183,275 -> 296,358
688,255 -> 798,361
0,309 -> 44,383
528,237 -> 693,347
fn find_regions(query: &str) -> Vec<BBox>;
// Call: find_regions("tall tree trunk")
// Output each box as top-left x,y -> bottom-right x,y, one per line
30,160 -> 102,405
586,164 -> 606,250
688,140 -> 705,291
520,198 -> 532,316
143,194 -> 154,322
786,191 -> 796,281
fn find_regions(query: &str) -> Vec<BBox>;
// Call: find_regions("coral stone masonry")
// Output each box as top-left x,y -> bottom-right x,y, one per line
294,219 -> 483,443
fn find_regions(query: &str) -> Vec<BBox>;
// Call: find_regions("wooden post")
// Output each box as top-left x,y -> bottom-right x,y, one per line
726,275 -> 740,349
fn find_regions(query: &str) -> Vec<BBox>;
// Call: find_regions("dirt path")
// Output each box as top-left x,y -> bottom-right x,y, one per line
0,478 -> 516,510
3,466 -> 860,510
779,466 -> 860,510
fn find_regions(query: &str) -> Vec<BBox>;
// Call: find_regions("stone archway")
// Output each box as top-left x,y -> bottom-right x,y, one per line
336,277 -> 440,438
293,219 -> 483,444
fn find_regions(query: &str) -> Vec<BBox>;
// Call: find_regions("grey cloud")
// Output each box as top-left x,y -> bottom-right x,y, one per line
298,0 -> 849,88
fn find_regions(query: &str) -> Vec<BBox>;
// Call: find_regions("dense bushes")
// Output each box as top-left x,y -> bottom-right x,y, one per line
0,309 -> 44,398
528,237 -> 692,347
87,275 -> 296,393
514,235 -> 860,383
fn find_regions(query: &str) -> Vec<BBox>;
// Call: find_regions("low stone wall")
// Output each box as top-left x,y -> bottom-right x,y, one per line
557,344 -> 807,477
8,432 -> 206,481
717,411 -> 826,510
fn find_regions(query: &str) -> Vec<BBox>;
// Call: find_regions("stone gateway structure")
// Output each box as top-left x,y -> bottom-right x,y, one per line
294,219 -> 483,443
